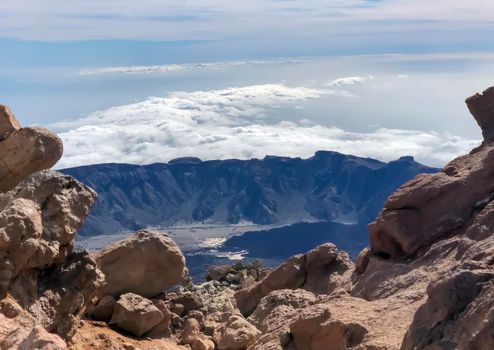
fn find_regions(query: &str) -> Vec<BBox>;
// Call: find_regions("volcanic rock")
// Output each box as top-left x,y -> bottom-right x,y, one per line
0,104 -> 20,141
89,295 -> 117,322
466,86 -> 494,143
212,312 -> 261,350
0,171 -> 97,295
95,229 -> 188,298
369,142 -> 494,260
235,243 -> 353,316
0,127 -> 63,192
110,293 -> 164,337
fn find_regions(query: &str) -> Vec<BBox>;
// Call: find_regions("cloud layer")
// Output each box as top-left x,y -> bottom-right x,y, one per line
79,59 -> 304,76
1,0 -> 493,42
53,83 -> 479,169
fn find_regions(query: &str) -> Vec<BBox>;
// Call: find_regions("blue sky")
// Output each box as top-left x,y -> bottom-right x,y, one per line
1,0 -> 493,167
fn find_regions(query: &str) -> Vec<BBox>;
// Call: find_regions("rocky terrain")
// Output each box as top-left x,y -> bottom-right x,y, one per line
1,86 -> 494,350
61,151 -> 436,236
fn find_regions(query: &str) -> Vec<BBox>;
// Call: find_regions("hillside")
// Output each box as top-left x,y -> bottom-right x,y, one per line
62,152 -> 437,236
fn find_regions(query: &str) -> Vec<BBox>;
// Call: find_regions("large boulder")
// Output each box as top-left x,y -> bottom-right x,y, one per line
0,119 -> 63,192
235,243 -> 353,316
95,230 -> 188,298
109,293 -> 164,337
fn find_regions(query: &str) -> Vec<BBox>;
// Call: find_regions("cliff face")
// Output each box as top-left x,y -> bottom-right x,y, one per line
62,153 -> 436,236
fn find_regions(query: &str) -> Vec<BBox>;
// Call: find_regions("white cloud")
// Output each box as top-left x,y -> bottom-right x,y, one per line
53,83 -> 479,169
327,75 -> 375,87
78,59 -> 304,76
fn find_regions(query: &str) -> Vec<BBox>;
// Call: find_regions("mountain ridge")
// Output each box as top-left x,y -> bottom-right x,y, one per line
61,150 -> 438,237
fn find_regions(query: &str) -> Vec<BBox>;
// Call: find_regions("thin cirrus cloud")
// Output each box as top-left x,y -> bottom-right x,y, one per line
52,83 -> 479,170
0,0 -> 493,42
78,59 -> 304,75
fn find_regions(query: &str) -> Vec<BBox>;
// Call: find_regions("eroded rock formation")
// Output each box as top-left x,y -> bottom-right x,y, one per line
235,243 -> 353,316
466,86 -> 494,143
0,105 -> 63,192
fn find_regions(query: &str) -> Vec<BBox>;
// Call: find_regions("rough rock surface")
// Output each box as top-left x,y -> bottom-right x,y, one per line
110,293 -> 164,337
0,105 -> 105,347
95,229 -> 188,298
0,114 -> 63,191
368,142 -> 494,260
0,171 -> 98,296
0,171 -> 104,339
211,312 -> 261,350
466,86 -> 494,143
0,296 -> 67,349
0,104 -> 20,141
88,295 -> 117,322
71,320 -> 188,350
235,243 -> 353,316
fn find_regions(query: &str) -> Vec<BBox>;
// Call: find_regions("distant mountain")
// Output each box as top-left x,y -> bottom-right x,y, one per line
61,151 -> 438,236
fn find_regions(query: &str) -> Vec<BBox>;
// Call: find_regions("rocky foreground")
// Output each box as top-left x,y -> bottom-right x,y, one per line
1,87 -> 494,349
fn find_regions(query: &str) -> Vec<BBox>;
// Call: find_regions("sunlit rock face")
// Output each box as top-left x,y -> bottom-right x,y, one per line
0,104 -> 103,348
0,104 -> 63,192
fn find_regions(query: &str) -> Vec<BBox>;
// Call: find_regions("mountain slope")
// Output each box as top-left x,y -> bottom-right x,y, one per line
61,151 -> 438,236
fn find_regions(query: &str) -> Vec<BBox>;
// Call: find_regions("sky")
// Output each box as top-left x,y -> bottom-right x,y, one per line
1,0 -> 493,168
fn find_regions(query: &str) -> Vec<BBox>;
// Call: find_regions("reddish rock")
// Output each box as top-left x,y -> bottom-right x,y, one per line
89,296 -> 116,322
466,86 -> 494,143
0,104 -> 20,141
235,243 -> 353,316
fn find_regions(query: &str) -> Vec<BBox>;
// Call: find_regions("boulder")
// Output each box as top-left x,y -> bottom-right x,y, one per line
181,318 -> 201,345
95,229 -> 188,298
88,295 -> 117,322
235,243 -> 353,316
192,337 -> 215,350
0,127 -> 63,192
248,289 -> 316,333
174,292 -> 204,314
207,265 -> 232,281
109,293 -> 164,337
290,315 -> 367,350
147,299 -> 173,338
213,312 -> 261,350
